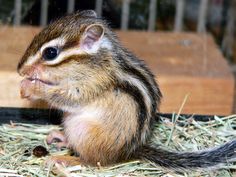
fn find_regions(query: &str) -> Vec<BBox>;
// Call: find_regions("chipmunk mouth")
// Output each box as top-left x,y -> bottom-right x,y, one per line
26,77 -> 57,86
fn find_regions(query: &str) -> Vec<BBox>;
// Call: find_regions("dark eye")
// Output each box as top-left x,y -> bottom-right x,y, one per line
42,47 -> 59,61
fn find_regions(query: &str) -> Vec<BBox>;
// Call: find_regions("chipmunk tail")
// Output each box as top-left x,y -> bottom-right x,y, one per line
135,140 -> 236,172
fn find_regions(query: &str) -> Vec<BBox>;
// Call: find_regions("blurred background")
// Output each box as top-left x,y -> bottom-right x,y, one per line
0,0 -> 236,115
1,0 -> 234,54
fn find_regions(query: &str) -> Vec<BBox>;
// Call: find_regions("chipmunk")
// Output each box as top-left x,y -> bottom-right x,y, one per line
17,10 -> 236,172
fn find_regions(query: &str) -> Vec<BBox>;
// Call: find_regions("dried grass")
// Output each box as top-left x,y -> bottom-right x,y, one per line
0,113 -> 236,177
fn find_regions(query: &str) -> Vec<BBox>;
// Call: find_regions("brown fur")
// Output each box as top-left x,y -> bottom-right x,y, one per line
62,90 -> 138,165
18,10 -> 236,173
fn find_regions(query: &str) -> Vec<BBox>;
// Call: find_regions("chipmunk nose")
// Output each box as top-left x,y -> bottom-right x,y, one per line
18,64 -> 45,83
17,65 -> 33,77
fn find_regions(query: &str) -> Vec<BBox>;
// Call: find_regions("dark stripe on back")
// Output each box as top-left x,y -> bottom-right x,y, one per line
116,81 -> 147,139
115,53 -> 160,117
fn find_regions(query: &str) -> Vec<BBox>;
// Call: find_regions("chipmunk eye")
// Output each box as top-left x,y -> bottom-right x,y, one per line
42,47 -> 59,61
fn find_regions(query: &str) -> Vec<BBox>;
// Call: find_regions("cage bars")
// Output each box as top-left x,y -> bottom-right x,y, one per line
13,0 -> 211,33
13,0 -> 22,25
67,0 -> 75,14
40,0 -> 48,26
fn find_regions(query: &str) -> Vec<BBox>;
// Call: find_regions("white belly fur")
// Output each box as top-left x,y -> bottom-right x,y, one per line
63,105 -> 104,150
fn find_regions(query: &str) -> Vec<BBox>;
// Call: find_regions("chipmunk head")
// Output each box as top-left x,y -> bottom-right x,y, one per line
17,10 -> 115,111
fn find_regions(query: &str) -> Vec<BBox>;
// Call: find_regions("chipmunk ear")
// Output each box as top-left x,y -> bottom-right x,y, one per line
80,24 -> 104,50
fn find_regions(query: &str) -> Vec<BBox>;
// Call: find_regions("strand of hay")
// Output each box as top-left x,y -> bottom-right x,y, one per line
0,114 -> 235,177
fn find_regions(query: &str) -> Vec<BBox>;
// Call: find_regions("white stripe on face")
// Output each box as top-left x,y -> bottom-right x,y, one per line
24,37 -> 66,66
42,37 -> 113,65
40,37 -> 66,53
24,52 -> 41,66
25,36 -> 113,66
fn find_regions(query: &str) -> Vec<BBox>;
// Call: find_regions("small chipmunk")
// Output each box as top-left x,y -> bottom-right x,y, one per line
17,10 -> 236,172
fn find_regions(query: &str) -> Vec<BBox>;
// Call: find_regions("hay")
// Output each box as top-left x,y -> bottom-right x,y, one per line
0,114 -> 236,177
